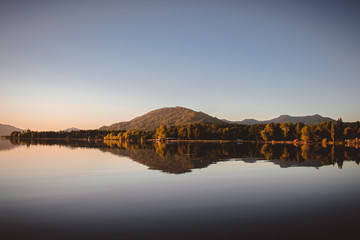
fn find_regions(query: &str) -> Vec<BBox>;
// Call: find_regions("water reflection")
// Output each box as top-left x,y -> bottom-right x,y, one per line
9,139 -> 360,174
1,139 -> 360,240
0,139 -> 19,151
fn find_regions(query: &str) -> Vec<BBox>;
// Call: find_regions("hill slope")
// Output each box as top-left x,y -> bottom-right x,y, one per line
0,123 -> 23,136
235,114 -> 333,125
100,107 -> 225,131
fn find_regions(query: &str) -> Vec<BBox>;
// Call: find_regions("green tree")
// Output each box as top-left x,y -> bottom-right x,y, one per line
336,118 -> 344,141
354,121 -> 360,138
193,124 -> 205,139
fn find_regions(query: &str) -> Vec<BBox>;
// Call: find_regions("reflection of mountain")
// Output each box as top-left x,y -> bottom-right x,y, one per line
9,139 -> 360,174
0,139 -> 19,151
103,142 -> 229,174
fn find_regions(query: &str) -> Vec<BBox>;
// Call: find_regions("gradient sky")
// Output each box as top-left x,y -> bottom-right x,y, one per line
1,0 -> 359,130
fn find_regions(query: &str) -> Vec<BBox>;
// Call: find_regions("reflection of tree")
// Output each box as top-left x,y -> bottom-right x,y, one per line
301,145 -> 312,160
9,139 -> 360,174
154,142 -> 167,156
261,144 -> 273,160
280,147 -> 290,162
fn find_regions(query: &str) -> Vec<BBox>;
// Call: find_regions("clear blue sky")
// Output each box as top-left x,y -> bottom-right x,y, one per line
1,0 -> 359,130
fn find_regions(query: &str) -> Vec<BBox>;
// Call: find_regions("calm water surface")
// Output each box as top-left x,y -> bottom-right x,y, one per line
0,139 -> 359,239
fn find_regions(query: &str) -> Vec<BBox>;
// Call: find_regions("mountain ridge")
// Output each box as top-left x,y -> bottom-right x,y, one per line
2,108 -> 336,134
100,106 -> 225,131
233,114 -> 333,125
100,107 -> 335,131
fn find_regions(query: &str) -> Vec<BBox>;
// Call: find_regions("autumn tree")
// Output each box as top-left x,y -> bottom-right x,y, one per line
261,123 -> 281,141
331,120 -> 335,142
177,126 -> 187,139
154,125 -> 168,140
280,122 -> 292,140
187,124 -> 194,140
295,122 -> 304,139
261,124 -> 273,141
301,125 -> 312,142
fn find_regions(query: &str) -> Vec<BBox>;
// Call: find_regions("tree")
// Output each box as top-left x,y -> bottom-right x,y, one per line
187,124 -> 193,140
261,124 -> 273,141
193,124 -> 205,139
154,125 -> 167,140
331,120 -> 335,142
177,126 -> 187,139
336,118 -> 344,141
344,127 -> 354,139
280,123 -> 291,140
301,125 -> 312,142
261,123 -> 281,141
295,122 -> 304,139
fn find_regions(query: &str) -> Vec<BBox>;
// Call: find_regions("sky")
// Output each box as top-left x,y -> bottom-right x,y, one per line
1,0 -> 360,130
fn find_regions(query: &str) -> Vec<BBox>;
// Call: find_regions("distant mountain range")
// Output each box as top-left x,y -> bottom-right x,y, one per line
100,106 -> 224,131
0,124 -> 81,136
232,114 -> 333,125
0,108 -> 336,134
100,107 -> 334,131
63,127 -> 80,132
0,124 -> 23,136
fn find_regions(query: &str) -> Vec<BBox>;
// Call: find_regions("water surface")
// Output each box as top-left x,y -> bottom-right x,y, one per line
0,139 -> 359,239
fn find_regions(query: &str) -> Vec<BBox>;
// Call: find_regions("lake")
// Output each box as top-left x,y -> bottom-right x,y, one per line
0,139 -> 359,240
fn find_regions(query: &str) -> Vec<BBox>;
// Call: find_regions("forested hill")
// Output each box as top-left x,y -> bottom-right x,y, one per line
235,114 -> 333,125
100,107 -> 225,131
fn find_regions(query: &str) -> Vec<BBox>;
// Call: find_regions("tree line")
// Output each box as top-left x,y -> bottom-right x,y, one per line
10,129 -> 116,140
10,119 -> 360,143
153,119 -> 360,143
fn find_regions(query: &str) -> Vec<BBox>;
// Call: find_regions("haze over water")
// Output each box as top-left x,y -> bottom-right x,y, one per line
0,139 -> 359,239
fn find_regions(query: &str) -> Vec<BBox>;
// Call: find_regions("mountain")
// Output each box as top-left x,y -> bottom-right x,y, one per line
236,119 -> 261,125
235,114 -> 333,125
0,123 -> 23,136
63,127 -> 80,132
269,114 -> 333,124
100,106 -> 225,131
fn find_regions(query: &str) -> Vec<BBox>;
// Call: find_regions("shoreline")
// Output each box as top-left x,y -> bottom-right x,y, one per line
4,136 -> 358,148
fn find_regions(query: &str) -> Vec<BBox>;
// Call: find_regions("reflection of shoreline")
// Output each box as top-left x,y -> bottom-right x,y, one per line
7,139 -> 360,174
166,139 -> 356,148
8,135 -> 360,148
